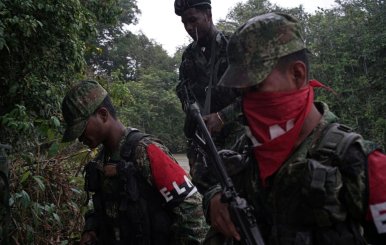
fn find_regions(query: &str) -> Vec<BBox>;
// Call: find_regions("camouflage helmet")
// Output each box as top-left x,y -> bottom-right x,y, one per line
61,80 -> 107,142
219,13 -> 306,88
174,0 -> 211,16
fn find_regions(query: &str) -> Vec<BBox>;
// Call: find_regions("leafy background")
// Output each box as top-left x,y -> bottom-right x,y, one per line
0,0 -> 385,243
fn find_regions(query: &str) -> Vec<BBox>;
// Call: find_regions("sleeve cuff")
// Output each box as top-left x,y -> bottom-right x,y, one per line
202,184 -> 222,224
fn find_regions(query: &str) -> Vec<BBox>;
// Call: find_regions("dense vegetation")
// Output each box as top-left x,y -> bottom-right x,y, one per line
0,0 -> 384,243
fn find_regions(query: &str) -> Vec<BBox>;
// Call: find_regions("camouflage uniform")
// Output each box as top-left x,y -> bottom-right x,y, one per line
177,33 -> 241,125
175,0 -> 243,175
203,103 -> 369,244
61,80 -> 208,244
199,13 -> 373,244
84,129 -> 208,245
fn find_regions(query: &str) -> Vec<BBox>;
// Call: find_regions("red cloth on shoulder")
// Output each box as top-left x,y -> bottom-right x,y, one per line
367,150 -> 386,234
146,144 -> 197,207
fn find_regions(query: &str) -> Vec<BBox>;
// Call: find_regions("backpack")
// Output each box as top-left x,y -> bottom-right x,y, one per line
84,128 -> 173,245
308,123 -> 386,243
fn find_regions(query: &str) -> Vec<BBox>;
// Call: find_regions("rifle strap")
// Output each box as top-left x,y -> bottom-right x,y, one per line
120,128 -> 149,161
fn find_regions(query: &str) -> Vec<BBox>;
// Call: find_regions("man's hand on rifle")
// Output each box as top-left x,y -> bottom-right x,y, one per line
209,193 -> 241,241
203,112 -> 224,134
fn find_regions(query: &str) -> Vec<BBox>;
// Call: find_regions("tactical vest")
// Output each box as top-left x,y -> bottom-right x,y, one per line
0,144 -> 11,245
178,32 -> 235,114
268,123 -> 370,245
84,128 -> 173,245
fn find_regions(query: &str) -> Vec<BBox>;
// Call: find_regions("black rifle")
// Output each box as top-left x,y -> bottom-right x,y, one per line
182,87 -> 265,245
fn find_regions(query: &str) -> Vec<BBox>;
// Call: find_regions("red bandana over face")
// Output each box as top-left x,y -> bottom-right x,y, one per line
243,80 -> 324,185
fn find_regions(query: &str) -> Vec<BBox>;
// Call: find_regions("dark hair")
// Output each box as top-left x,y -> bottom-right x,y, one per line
276,49 -> 310,78
94,96 -> 117,119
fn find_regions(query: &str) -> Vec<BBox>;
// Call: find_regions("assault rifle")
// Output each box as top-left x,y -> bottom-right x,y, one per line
182,86 -> 265,245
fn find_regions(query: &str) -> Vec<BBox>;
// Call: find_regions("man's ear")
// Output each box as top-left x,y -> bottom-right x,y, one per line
291,61 -> 307,88
96,107 -> 109,122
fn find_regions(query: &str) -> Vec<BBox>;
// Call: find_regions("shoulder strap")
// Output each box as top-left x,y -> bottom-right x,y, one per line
120,128 -> 149,162
219,31 -> 230,45
310,123 -> 363,162
118,129 -> 173,243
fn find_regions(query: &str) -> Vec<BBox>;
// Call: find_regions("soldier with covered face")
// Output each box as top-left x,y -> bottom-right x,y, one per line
201,13 -> 386,245
174,0 -> 243,181
61,80 -> 208,245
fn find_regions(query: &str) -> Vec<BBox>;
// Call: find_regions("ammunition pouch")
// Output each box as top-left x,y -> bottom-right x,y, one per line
116,161 -> 139,202
81,129 -> 173,244
268,122 -> 370,245
302,159 -> 345,227
84,161 -> 101,193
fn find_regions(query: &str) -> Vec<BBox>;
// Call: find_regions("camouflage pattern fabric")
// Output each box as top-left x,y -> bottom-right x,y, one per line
201,102 -> 369,245
132,136 -> 209,244
87,129 -> 208,244
177,32 -> 243,159
219,12 -> 306,88
177,32 -> 240,122
61,80 -> 107,142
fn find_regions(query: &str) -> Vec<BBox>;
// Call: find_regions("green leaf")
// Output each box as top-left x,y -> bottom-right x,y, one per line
20,190 -> 31,208
48,142 -> 59,157
70,187 -> 82,194
32,176 -> 45,191
53,213 -> 61,225
51,116 -> 61,127
20,170 -> 31,184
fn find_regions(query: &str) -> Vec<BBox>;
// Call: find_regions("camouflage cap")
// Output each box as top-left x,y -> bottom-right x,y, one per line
174,0 -> 211,16
219,13 -> 306,88
61,80 -> 107,142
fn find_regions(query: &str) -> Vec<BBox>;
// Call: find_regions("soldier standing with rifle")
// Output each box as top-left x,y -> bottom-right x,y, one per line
174,0 -> 243,182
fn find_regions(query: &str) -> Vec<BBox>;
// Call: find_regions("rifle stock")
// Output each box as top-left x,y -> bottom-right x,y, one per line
183,95 -> 265,245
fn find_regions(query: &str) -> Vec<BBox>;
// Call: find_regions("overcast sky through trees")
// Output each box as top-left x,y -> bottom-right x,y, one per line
128,0 -> 337,55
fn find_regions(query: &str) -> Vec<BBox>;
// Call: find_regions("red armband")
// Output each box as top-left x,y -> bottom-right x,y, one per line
367,150 -> 386,234
147,144 -> 197,207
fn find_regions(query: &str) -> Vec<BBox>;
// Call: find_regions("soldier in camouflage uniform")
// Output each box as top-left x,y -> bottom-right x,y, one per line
174,0 -> 243,178
61,80 -> 208,245
200,13 -> 386,244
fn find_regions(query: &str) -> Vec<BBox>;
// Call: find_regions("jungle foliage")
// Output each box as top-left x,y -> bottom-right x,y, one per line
0,0 -> 385,244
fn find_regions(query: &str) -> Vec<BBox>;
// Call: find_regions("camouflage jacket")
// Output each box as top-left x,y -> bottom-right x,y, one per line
176,32 -> 242,148
84,128 -> 208,244
202,102 -> 370,245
